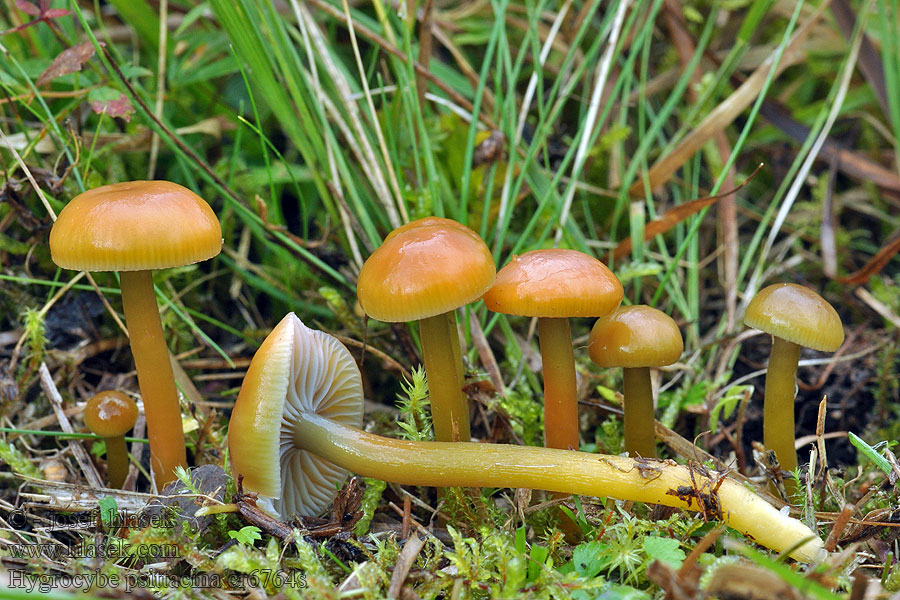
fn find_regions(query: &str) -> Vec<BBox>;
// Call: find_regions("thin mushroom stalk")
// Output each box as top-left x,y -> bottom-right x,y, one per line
537,317 -> 579,449
229,314 -> 825,563
298,412 -> 821,562
762,337 -> 802,476
120,270 -> 187,484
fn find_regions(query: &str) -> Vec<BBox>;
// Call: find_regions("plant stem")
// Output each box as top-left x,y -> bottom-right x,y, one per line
764,336 -> 802,494
293,411 -> 823,562
419,313 -> 470,442
623,366 -> 656,458
120,270 -> 187,486
538,317 -> 579,450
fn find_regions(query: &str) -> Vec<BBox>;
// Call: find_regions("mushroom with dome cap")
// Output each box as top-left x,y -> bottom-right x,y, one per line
744,283 -> 844,491
483,249 -> 622,450
227,312 -> 825,562
84,391 -> 139,489
356,217 -> 495,443
50,180 -> 222,486
588,305 -> 683,458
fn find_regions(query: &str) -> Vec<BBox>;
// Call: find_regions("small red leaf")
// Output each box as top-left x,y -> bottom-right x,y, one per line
15,1 -> 41,16
90,92 -> 134,122
43,8 -> 71,18
36,41 -> 97,87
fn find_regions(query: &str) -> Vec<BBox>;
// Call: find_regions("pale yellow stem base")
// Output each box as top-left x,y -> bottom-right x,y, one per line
294,412 -> 824,562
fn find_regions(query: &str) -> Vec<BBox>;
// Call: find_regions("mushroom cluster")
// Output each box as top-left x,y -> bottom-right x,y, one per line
228,313 -> 824,562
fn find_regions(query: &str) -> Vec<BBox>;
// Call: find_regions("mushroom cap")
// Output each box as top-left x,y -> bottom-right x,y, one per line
744,283 -> 844,352
588,305 -> 684,368
228,313 -> 364,518
50,180 -> 222,272
483,249 -> 623,318
84,391 -> 139,438
356,217 -> 496,322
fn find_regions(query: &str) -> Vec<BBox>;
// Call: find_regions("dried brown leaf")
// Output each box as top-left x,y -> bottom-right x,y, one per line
835,232 -> 900,285
36,41 -> 98,87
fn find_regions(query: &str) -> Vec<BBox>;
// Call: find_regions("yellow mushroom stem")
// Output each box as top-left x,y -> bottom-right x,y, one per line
764,336 -> 802,494
537,317 -> 579,450
623,367 -> 656,458
104,435 -> 130,489
293,411 -> 823,562
419,313 -> 470,442
119,270 -> 187,486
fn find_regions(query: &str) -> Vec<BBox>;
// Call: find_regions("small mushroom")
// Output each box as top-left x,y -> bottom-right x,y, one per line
228,313 -> 825,562
84,391 -> 139,489
588,306 -> 683,458
50,181 -> 222,486
356,217 -> 495,443
744,284 -> 843,490
482,249 -> 622,450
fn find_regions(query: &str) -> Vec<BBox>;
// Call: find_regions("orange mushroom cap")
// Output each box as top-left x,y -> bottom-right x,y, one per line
49,180 -> 222,271
483,249 -> 623,318
588,305 -> 684,368
84,391 -> 139,438
744,283 -> 844,352
229,313 -> 363,517
356,217 -> 496,323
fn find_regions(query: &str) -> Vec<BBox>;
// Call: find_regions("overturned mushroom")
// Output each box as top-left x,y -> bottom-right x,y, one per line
228,313 -> 825,562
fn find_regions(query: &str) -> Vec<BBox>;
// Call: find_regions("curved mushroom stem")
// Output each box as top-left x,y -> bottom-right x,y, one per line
119,270 -> 187,487
292,411 -> 823,562
419,313 -> 470,442
764,336 -> 802,495
537,318 -> 579,450
623,367 -> 656,458
104,435 -> 130,489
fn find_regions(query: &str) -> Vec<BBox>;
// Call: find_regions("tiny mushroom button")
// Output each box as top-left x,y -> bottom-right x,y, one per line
50,180 -> 222,487
84,391 -> 139,489
483,249 -> 623,450
588,305 -> 683,458
744,283 -> 844,490
356,217 -> 496,443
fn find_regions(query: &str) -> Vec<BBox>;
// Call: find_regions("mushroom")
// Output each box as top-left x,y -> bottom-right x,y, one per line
228,313 -> 825,562
84,391 -> 139,489
744,284 -> 844,490
483,249 -> 623,450
588,305 -> 683,458
356,217 -> 495,443
50,181 -> 222,486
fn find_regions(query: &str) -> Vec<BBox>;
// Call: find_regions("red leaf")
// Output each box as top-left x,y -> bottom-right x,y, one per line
15,1 -> 41,16
43,8 -> 71,18
90,93 -> 134,122
36,41 -> 98,87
